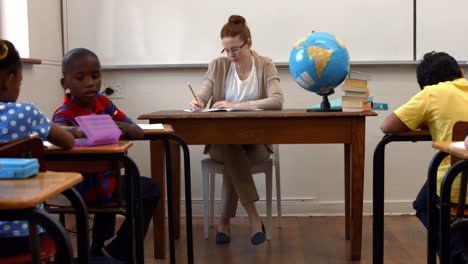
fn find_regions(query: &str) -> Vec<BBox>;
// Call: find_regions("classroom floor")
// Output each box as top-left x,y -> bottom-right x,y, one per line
68,215 -> 427,264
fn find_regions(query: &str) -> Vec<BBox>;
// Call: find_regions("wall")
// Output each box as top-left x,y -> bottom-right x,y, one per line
19,0 -> 64,116
103,63 -> 438,216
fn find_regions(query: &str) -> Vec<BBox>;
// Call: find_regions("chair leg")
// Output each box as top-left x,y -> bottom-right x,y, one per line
275,163 -> 282,228
265,168 -> 273,240
59,213 -> 66,227
209,173 -> 216,227
202,165 -> 210,239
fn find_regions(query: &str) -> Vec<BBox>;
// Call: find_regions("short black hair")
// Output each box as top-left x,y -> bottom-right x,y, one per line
0,39 -> 21,75
62,48 -> 100,76
416,51 -> 462,89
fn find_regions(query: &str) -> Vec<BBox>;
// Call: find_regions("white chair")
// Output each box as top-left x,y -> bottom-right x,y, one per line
201,144 -> 282,239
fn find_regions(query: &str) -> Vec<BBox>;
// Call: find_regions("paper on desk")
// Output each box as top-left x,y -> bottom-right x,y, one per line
43,141 -> 53,148
449,141 -> 466,150
137,123 -> 164,130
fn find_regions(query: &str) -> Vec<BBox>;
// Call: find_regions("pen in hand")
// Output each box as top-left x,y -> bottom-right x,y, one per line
187,82 -> 199,104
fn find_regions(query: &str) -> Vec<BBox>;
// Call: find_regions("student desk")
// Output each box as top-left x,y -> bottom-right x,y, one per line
140,124 -> 194,264
372,130 -> 432,264
44,141 -> 145,264
139,109 -> 377,261
429,142 -> 468,264
0,171 -> 85,264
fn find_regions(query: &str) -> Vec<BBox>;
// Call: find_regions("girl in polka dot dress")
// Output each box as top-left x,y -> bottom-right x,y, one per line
0,40 -> 74,257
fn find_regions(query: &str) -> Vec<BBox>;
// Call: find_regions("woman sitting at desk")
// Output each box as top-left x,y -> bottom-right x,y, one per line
189,15 -> 283,245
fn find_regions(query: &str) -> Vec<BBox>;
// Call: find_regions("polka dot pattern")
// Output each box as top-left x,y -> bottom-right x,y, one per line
0,205 -> 45,238
0,103 -> 51,142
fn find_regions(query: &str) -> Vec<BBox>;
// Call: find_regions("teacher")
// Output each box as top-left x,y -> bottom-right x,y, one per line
190,14 -> 283,245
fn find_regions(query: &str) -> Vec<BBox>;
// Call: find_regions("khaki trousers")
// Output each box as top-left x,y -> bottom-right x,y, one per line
208,144 -> 271,218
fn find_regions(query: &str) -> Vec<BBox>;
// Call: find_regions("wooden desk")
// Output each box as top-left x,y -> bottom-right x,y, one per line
44,141 -> 145,264
0,172 -> 83,264
139,109 -> 377,261
372,130 -> 432,264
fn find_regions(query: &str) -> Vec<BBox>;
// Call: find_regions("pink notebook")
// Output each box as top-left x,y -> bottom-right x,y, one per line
74,115 -> 122,147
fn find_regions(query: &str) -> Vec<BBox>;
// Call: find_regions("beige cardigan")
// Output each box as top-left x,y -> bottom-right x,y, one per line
197,50 -> 284,109
198,50 -> 284,154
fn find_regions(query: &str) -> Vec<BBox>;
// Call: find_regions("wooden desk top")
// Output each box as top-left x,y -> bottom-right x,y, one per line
45,141 -> 133,154
142,124 -> 174,135
432,141 -> 468,159
0,172 -> 82,209
138,109 -> 378,120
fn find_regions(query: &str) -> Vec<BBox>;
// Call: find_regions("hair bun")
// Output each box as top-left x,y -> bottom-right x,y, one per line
228,15 -> 246,25
0,41 -> 8,60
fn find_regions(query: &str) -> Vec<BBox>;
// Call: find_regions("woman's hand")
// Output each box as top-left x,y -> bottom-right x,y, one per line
190,99 -> 205,111
211,101 -> 237,109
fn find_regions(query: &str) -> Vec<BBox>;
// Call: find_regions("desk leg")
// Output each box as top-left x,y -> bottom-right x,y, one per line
344,144 -> 351,240
350,118 -> 365,261
151,140 -> 166,259
170,141 -> 181,239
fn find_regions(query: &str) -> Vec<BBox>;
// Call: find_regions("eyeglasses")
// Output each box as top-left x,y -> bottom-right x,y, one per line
221,41 -> 248,54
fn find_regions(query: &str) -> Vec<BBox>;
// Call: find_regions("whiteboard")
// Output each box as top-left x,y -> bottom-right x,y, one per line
63,0 -> 414,66
417,0 -> 468,61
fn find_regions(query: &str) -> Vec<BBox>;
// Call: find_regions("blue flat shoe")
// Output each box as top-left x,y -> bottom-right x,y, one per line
250,222 -> 266,245
216,230 -> 231,244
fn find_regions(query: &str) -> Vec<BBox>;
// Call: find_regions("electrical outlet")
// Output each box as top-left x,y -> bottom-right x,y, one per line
103,80 -> 124,99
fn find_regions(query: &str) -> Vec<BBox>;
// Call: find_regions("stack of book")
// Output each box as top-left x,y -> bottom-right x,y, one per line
341,71 -> 371,112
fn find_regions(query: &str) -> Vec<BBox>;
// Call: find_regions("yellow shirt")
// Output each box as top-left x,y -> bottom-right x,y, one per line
394,78 -> 468,203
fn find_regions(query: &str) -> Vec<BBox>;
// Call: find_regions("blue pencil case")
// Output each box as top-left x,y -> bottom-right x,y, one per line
0,158 -> 39,179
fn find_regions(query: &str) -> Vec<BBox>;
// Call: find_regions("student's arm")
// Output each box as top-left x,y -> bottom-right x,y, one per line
47,123 -> 75,149
55,122 -> 86,138
465,136 -> 468,150
380,113 -> 411,134
381,88 -> 430,135
115,121 -> 144,140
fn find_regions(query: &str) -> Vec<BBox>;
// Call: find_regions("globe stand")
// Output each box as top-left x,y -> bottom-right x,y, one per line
307,94 -> 342,112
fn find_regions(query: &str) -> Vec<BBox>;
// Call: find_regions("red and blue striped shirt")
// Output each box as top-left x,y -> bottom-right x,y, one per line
53,93 -> 132,204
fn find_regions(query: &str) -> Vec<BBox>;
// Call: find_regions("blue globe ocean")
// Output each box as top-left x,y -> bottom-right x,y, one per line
289,32 -> 350,96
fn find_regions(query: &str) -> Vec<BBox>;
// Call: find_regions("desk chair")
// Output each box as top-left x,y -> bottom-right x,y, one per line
201,144 -> 282,239
428,121 -> 468,264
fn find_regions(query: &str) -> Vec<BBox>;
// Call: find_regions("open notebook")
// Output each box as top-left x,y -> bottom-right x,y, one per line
74,115 -> 122,147
184,108 -> 263,112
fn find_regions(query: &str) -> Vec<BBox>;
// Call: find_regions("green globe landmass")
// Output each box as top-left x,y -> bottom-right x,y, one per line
307,46 -> 332,80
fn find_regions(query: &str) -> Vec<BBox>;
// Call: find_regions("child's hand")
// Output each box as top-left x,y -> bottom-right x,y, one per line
71,126 -> 86,138
115,121 -> 130,135
115,121 -> 144,140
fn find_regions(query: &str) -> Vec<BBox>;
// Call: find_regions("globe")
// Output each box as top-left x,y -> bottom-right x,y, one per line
289,32 -> 350,111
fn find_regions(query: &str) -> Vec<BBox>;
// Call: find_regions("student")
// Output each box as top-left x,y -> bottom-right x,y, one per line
465,135 -> 468,150
189,15 -> 283,245
53,48 -> 159,263
0,39 -> 75,256
381,51 -> 468,263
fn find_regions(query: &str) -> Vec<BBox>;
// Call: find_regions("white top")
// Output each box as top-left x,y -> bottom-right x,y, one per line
224,56 -> 259,103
